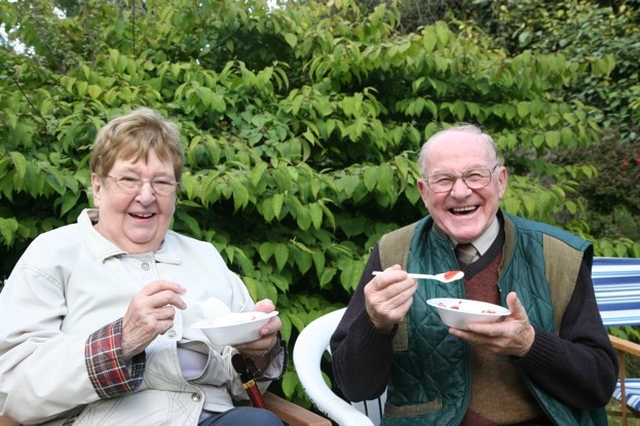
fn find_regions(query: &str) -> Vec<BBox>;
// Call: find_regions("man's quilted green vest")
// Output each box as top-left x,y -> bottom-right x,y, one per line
378,212 -> 606,426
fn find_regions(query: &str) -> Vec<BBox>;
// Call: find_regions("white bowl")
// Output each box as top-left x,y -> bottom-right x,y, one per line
427,298 -> 510,330
191,311 -> 279,346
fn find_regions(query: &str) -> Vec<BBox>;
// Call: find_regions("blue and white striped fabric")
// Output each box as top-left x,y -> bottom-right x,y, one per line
591,257 -> 640,412
592,256 -> 640,327
613,378 -> 640,411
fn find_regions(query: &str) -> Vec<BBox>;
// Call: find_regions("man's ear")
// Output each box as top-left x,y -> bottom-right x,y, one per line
497,166 -> 508,199
417,179 -> 430,207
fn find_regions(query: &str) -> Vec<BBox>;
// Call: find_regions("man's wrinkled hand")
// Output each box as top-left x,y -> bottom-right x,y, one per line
448,291 -> 535,357
364,265 -> 417,332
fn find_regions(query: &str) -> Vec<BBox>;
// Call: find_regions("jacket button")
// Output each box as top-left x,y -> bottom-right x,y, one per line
191,392 -> 202,402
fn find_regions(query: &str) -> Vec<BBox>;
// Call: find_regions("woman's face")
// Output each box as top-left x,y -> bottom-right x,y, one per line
91,149 -> 177,254
417,131 -> 507,244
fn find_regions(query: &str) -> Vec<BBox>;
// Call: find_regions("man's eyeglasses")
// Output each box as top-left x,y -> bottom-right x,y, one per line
105,175 -> 178,196
421,165 -> 500,193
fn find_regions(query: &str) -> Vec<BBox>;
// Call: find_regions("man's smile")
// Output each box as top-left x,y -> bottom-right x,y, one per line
449,206 -> 478,215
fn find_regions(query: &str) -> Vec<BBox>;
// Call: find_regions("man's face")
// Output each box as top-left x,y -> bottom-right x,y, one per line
417,131 -> 507,244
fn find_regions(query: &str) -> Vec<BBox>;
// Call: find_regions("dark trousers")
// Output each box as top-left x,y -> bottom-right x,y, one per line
198,407 -> 283,426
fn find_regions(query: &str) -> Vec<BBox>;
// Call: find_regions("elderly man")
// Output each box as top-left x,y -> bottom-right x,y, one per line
330,124 -> 617,425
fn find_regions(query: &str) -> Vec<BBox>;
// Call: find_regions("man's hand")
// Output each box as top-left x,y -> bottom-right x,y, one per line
364,265 -> 418,331
448,291 -> 535,357
121,280 -> 186,360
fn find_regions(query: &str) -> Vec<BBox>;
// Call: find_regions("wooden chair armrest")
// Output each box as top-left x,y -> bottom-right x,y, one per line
263,391 -> 332,426
609,334 -> 640,357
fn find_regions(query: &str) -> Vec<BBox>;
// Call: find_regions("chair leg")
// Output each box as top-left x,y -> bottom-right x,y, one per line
620,352 -> 627,426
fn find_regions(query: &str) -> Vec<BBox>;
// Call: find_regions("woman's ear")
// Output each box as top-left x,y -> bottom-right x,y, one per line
91,173 -> 102,207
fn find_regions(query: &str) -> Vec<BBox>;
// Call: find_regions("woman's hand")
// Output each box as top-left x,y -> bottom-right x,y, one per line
121,280 -> 186,360
233,299 -> 281,359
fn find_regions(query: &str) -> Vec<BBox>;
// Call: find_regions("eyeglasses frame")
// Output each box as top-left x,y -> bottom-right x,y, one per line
104,174 -> 179,196
421,164 -> 501,193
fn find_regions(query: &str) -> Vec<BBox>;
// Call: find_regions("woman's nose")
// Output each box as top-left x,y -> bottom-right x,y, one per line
136,180 -> 156,201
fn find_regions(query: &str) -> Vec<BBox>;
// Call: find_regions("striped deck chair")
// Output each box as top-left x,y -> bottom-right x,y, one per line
593,257 -> 640,425
294,256 -> 640,426
613,379 -> 640,412
592,257 -> 640,327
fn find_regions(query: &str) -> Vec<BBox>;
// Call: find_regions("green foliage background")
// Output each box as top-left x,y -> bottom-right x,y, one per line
1,0 -> 639,405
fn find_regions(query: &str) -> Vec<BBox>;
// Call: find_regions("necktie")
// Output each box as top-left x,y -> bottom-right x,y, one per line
456,243 -> 477,266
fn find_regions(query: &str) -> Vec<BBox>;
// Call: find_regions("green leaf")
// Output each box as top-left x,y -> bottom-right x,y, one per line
272,193 -> 284,219
0,217 -> 19,247
269,274 -> 291,293
377,163 -> 393,193
309,203 -> 323,229
60,192 -> 81,216
241,275 -> 257,301
340,260 -> 364,292
281,370 -> 298,398
229,176 -> 250,211
45,169 -> 66,195
319,267 -> 337,288
9,152 -> 27,179
259,242 -> 275,263
545,130 -> 561,149
312,251 -> 326,279
274,243 -> 289,272
76,81 -> 88,97
262,197 -> 275,222
284,33 -> 297,48
363,166 -> 378,191
296,208 -> 311,231
517,102 -> 529,119
87,85 -> 102,100
292,249 -> 313,274
278,314 -> 292,344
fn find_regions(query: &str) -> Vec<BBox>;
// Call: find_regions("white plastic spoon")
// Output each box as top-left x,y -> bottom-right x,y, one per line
372,270 -> 464,283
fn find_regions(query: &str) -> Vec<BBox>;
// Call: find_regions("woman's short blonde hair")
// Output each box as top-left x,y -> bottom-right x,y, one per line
90,107 -> 185,181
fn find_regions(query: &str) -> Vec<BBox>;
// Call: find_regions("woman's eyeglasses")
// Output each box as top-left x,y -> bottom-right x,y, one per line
105,175 -> 178,195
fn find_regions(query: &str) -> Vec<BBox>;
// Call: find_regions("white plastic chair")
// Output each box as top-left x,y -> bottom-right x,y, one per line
293,308 -> 385,426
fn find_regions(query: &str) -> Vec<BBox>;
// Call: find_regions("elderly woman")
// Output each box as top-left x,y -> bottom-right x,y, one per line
0,108 -> 285,425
